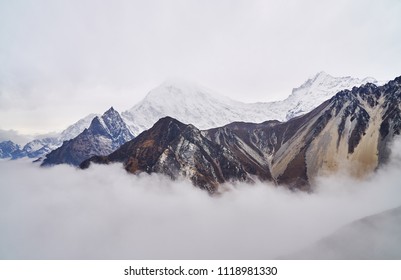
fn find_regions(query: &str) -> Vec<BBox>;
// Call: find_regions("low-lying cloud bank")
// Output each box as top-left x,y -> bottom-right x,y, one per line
1,139 -> 401,259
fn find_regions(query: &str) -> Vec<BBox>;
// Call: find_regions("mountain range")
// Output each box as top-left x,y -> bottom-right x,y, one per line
81,76 -> 401,193
1,72 -> 400,193
121,71 -> 378,134
0,114 -> 97,160
0,72 -> 380,161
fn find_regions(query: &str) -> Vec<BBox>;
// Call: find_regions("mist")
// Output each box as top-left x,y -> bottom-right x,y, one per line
1,140 -> 401,259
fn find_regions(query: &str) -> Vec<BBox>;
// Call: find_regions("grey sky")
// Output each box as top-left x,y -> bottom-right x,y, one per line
1,0 -> 400,134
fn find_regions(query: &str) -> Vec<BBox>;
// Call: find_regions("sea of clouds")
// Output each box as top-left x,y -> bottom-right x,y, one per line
1,139 -> 401,259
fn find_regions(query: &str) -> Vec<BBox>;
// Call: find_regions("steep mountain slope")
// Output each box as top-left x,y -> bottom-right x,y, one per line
58,113 -> 98,141
206,76 -> 401,188
289,206 -> 401,259
42,107 -> 133,166
80,117 -> 250,193
122,73 -> 378,135
82,76 -> 401,192
0,140 -> 20,158
121,80 -> 281,135
1,72 -> 377,160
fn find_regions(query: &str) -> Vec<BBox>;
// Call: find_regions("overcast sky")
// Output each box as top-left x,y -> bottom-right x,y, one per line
1,0 -> 400,134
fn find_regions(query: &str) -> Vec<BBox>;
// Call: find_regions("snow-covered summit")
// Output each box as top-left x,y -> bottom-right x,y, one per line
283,71 -> 379,119
146,79 -> 238,105
122,72 -> 380,135
42,107 -> 134,166
1,71 -> 382,160
121,80 -> 260,135
91,107 -> 134,145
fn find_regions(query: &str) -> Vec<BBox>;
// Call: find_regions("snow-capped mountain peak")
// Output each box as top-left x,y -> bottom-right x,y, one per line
283,72 -> 379,120
122,72 -> 381,136
122,80 -> 246,135
291,71 -> 378,98
83,76 -> 401,192
42,107 -> 134,166
94,106 -> 134,143
1,71 -> 383,161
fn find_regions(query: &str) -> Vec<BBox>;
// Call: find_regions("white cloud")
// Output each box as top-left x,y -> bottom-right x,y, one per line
1,138 -> 401,259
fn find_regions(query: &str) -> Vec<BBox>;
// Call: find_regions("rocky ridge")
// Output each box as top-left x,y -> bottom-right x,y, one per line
81,76 -> 401,193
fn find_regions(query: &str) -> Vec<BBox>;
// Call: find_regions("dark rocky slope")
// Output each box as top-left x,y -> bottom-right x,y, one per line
81,76 -> 401,192
42,107 -> 134,166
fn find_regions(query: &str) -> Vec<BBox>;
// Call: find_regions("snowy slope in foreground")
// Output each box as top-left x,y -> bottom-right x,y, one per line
122,72 -> 379,135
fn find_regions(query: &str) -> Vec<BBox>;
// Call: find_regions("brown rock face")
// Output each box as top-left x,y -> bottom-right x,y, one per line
81,117 -> 250,193
81,76 -> 401,193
